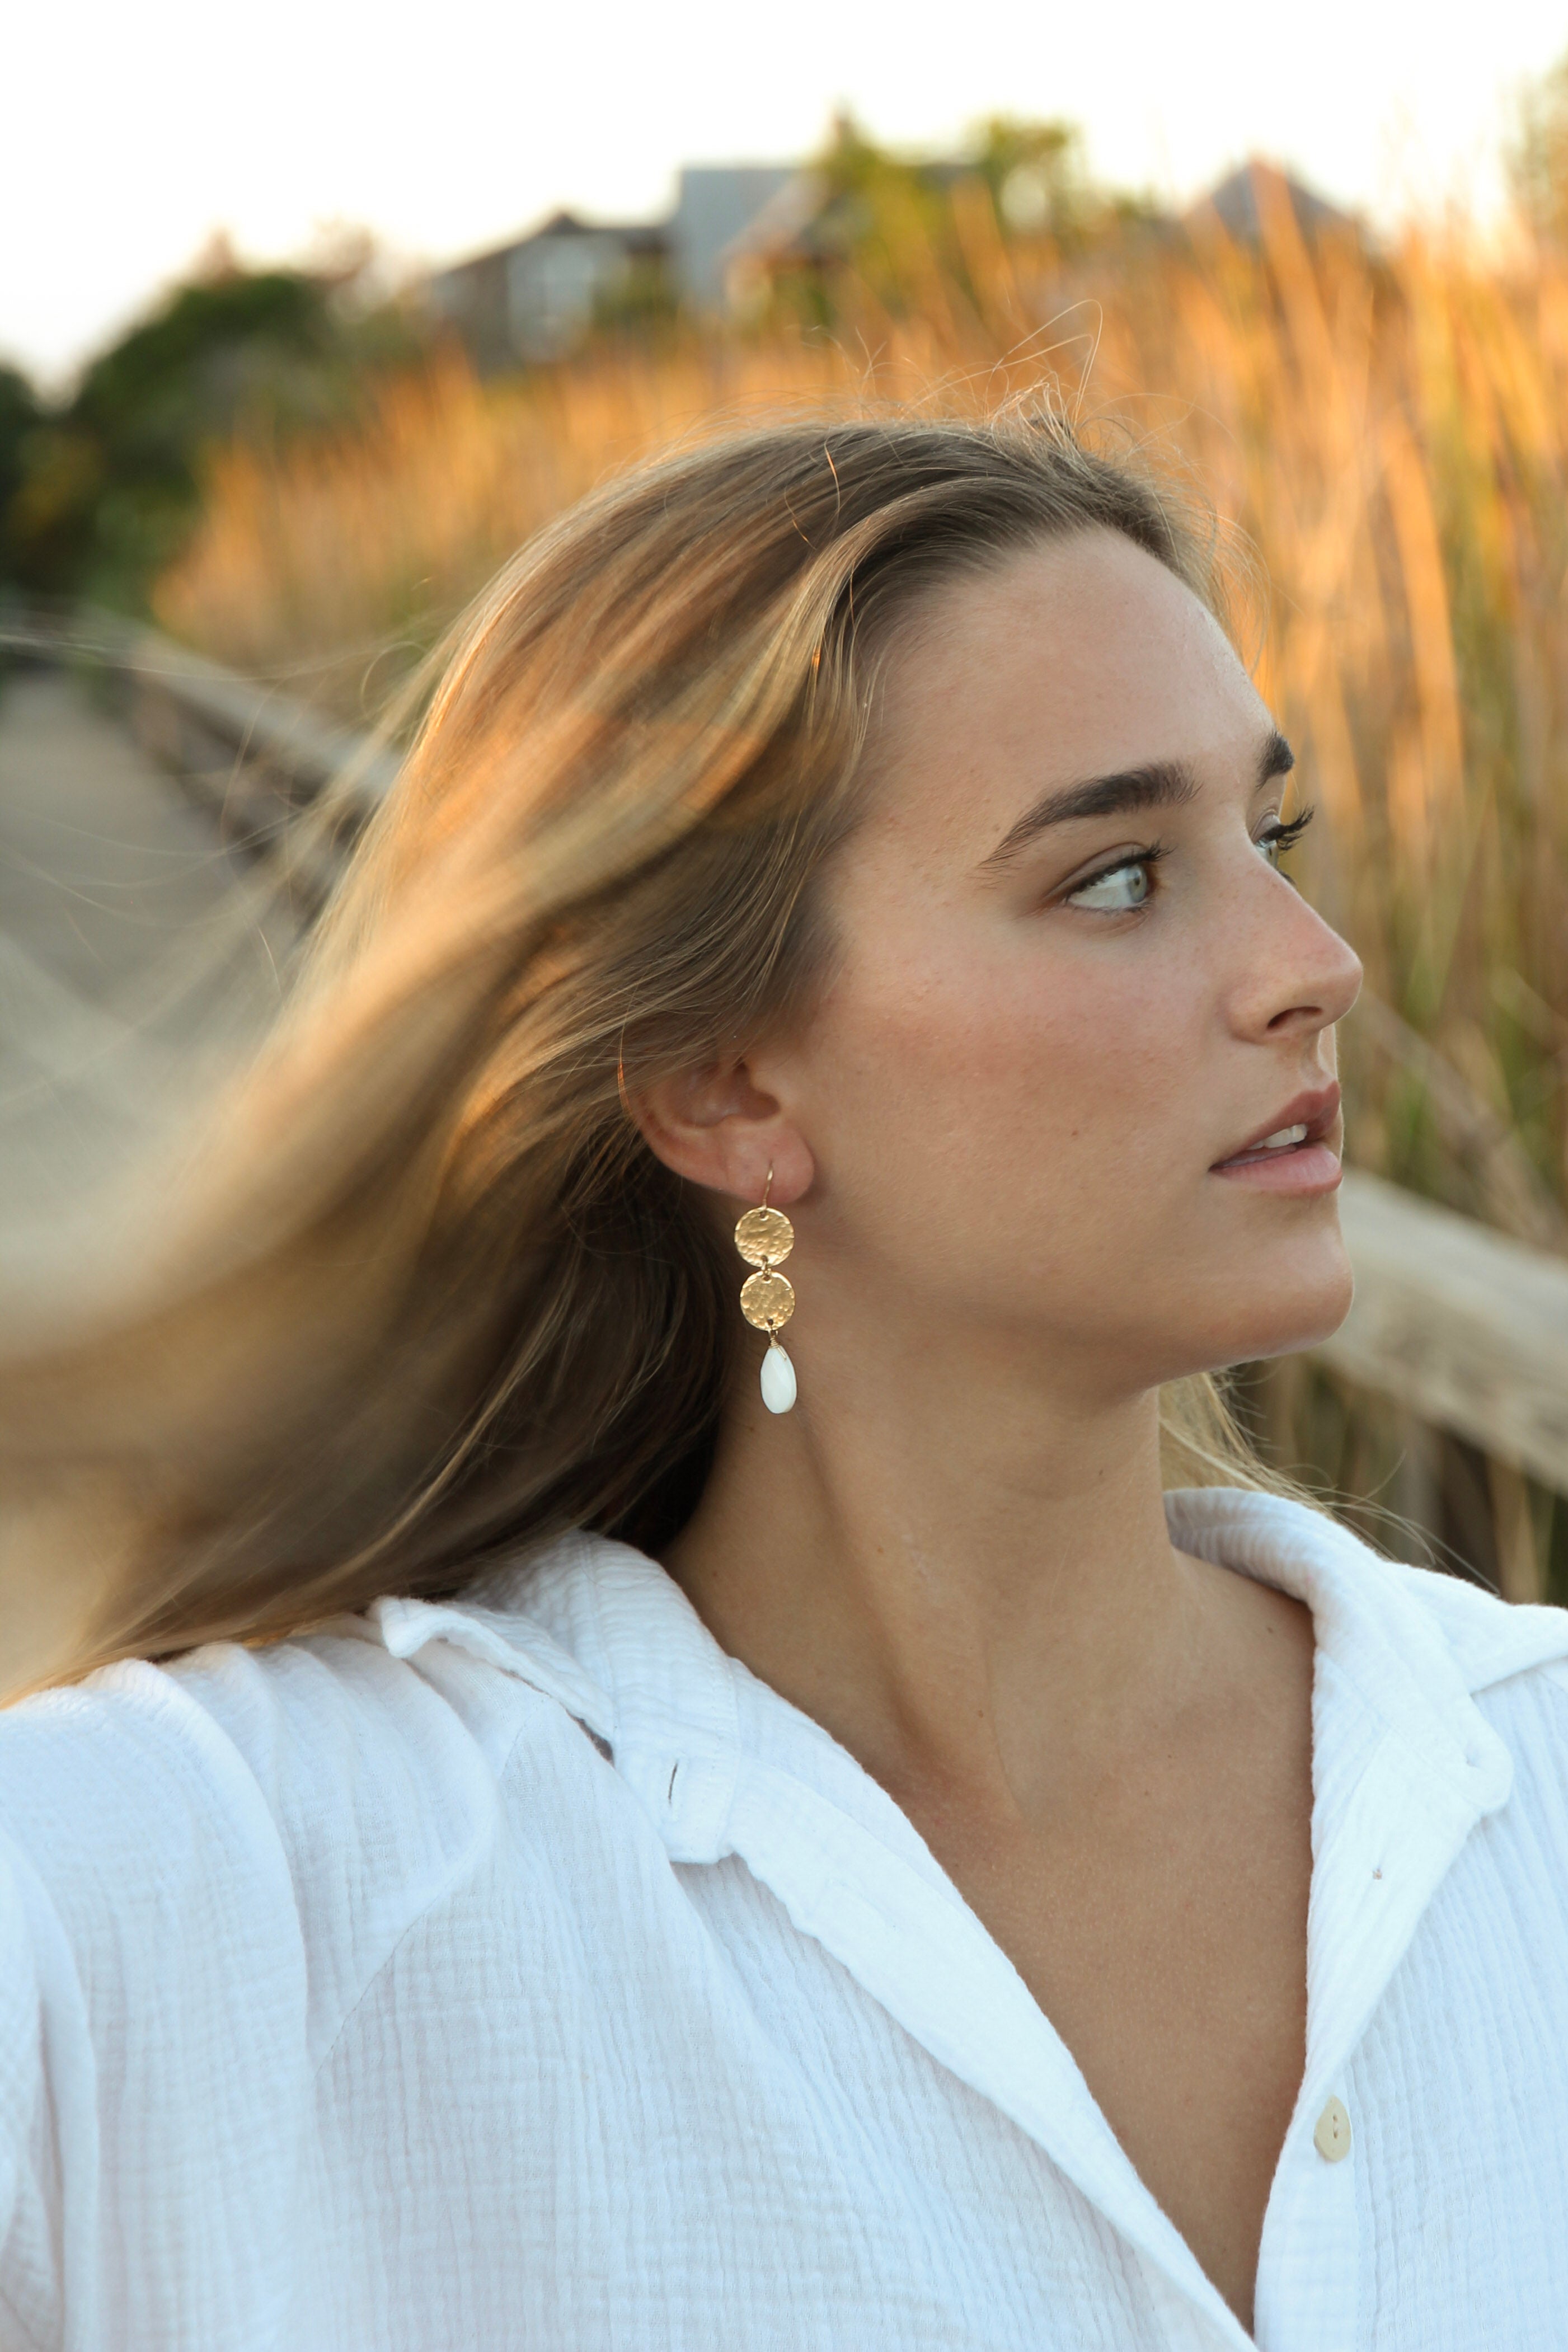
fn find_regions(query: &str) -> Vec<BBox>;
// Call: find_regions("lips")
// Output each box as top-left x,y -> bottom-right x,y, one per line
1212,1083 -> 1341,1172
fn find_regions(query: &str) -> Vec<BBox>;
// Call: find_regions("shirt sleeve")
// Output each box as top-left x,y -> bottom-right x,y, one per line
0,1663 -> 313,2350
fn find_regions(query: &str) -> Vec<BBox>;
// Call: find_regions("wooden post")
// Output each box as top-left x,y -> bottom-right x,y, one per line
1388,1412 -> 1443,1567
1487,1459 -> 1543,1606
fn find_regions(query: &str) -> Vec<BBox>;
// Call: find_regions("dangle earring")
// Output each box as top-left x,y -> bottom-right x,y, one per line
734,1168 -> 797,1414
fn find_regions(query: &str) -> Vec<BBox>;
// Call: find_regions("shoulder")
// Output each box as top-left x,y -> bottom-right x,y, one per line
1352,1542 -> 1568,1803
0,1605 -> 614,2067
0,1595 -> 633,2321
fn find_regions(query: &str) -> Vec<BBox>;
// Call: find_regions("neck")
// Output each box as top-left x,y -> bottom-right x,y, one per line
661,1314 -> 1223,1827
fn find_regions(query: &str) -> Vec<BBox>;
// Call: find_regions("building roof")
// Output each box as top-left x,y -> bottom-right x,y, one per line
1187,161 -> 1360,246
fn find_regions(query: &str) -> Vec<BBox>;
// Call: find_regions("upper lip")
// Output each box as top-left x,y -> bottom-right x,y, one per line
1213,1082 -> 1341,1167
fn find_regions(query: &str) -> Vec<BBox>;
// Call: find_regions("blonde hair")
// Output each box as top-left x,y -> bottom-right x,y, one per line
5,411 -> 1284,1685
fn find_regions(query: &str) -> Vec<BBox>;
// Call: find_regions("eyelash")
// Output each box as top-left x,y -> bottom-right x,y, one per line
1258,806 -> 1316,863
1062,805 -> 1317,910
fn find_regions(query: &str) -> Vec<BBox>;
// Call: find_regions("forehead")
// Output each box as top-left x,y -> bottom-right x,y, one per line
861,528 -> 1269,857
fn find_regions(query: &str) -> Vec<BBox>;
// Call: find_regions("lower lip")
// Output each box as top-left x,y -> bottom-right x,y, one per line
1210,1141 -> 1344,1195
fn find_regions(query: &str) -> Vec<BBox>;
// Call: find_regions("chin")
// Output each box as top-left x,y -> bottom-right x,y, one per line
1190,1224 -> 1356,1373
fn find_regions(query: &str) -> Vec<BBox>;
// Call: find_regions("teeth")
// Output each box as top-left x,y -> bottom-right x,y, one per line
1259,1123 -> 1309,1149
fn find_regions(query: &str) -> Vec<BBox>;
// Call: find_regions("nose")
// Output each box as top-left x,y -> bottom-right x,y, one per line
1227,865 -> 1363,1046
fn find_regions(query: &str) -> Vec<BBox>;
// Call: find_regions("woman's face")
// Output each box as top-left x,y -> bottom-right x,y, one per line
764,527 -> 1363,1396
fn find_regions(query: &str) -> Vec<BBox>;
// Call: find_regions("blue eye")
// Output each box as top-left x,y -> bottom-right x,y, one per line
1066,856 -> 1155,911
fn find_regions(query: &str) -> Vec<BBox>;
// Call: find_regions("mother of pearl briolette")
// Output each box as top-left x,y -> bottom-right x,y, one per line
760,1340 -> 797,1415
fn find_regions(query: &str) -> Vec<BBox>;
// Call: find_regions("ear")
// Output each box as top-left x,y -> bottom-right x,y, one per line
631,1058 -> 814,1209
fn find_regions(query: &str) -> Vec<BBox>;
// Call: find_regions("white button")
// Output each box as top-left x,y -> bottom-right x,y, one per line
1313,2095 -> 1352,2162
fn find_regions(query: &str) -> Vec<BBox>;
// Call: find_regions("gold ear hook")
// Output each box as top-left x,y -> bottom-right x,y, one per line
762,1163 -> 774,1209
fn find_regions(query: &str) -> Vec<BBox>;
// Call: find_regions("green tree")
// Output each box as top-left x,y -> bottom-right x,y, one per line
3,245 -> 425,609
753,112 -> 1153,332
966,116 -> 1093,236
1511,49 -> 1568,243
0,364 -> 44,581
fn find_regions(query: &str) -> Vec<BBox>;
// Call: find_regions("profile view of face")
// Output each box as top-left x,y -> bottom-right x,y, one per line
763,527 -> 1364,1399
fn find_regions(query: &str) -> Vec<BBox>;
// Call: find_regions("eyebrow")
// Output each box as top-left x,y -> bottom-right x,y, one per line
978,730 -> 1295,871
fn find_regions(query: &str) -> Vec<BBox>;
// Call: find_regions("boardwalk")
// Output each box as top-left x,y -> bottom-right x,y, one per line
0,666 -> 294,1229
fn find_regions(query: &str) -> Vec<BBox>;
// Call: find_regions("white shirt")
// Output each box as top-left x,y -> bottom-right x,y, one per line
2,1488 -> 1567,2352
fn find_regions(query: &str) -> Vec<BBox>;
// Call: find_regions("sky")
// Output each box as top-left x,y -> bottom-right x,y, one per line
7,0 -> 1567,387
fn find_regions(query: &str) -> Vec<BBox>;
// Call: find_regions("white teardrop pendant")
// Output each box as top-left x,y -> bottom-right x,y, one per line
760,1336 -> 796,1414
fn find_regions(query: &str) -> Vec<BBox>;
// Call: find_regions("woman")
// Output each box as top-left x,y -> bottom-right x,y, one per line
2,415 -> 1566,2352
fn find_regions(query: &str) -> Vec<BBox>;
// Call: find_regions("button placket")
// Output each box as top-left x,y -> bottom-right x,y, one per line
1252,2087 -> 1360,2352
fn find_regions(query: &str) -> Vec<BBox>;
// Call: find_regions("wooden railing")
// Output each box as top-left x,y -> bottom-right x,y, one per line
13,613 -> 1568,1597
1328,1175 -> 1568,1496
8,609 -> 398,906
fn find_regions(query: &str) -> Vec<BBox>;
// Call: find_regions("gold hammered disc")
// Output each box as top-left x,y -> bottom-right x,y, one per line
740,1269 -> 795,1330
734,1205 -> 794,1267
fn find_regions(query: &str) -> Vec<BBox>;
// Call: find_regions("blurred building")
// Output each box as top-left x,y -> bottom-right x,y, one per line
1185,161 -> 1360,248
669,166 -> 800,308
427,166 -> 803,367
426,210 -> 669,367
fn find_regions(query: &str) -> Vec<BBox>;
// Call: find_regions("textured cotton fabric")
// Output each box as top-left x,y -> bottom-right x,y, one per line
1,1489 -> 1567,2351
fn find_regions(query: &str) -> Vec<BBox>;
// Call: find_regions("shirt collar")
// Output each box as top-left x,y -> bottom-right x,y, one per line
377,1488 -> 1568,1825
1163,1486 -> 1561,1815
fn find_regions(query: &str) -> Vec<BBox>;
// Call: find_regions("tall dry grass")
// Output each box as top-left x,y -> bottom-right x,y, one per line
155,166 -> 1568,1584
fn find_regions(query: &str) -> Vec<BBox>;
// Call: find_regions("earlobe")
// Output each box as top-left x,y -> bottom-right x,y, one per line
629,1062 -> 815,1208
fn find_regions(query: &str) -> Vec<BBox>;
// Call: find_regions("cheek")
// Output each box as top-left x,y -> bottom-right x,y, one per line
809,914 -> 1203,1254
